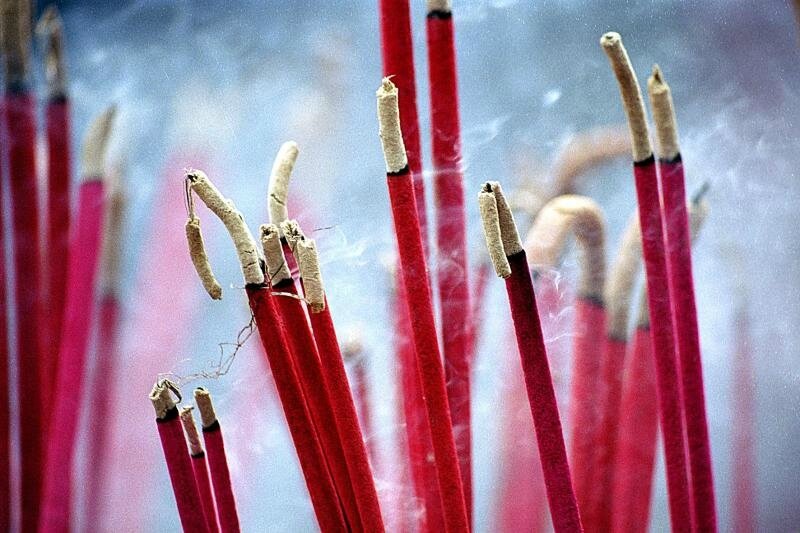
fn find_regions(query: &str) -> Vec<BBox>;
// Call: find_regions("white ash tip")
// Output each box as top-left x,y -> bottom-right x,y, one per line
179,405 -> 204,456
297,238 -> 325,313
281,219 -> 305,252
260,223 -> 292,284
186,216 -> 223,300
427,0 -> 452,13
81,105 -> 117,181
268,141 -> 300,229
376,77 -> 408,173
149,380 -> 179,420
478,183 -> 512,278
193,387 -> 218,429
601,32 -> 621,48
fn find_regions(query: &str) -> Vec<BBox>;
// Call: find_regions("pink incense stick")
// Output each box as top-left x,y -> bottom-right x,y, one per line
39,108 -> 116,532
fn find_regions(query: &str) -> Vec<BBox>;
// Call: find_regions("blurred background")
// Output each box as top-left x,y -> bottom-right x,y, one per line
13,0 -> 799,530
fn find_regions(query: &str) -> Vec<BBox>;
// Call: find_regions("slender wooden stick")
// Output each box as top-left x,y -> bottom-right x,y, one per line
296,238 -> 386,532
425,2 -> 473,515
649,65 -> 717,533
38,7 -> 73,414
479,181 -> 583,533
275,223 -> 363,532
181,406 -> 220,533
1,3 -> 43,525
377,78 -> 469,533
39,107 -> 116,532
150,381 -> 209,532
524,194 -> 606,528
379,0 -> 428,243
85,164 -> 125,527
600,32 -> 693,531
194,388 -> 241,533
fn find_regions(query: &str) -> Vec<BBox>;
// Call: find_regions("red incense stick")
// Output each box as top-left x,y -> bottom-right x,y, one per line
275,222 -> 363,532
0,97 -> 8,533
523,195 -> 606,528
295,237 -> 386,532
425,2 -> 473,514
601,32 -> 693,530
37,8 -> 73,414
85,166 -> 125,527
39,108 -> 116,532
379,0 -> 428,241
648,66 -> 717,532
150,382 -> 209,532
185,170 -> 346,532
194,389 -> 241,533
478,181 -> 583,533
181,406 -> 220,533
377,78 -> 469,533
1,3 -> 44,525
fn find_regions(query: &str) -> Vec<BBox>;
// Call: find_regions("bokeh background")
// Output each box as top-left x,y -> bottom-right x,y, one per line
11,0 -> 799,530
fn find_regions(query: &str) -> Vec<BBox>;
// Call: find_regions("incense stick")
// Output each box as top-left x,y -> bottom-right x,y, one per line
648,65 -> 717,533
194,388 -> 241,533
297,238 -> 386,532
1,3 -> 43,525
39,107 -> 116,531
38,6 -> 73,411
180,406 -> 221,533
425,2 -> 473,515
379,0 -> 428,245
150,381 -> 209,532
377,78 -> 469,532
600,32 -> 693,530
0,100 -> 8,533
523,194 -> 606,528
478,182 -> 583,533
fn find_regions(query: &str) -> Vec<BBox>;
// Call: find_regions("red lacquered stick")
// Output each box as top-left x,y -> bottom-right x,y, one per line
377,79 -> 469,533
295,238 -> 386,532
247,285 -> 347,532
40,8 -> 72,412
612,324 -> 659,532
195,388 -> 241,533
379,0 -> 428,240
0,108 -> 8,533
649,67 -> 717,532
150,382 -> 209,532
39,108 -> 115,532
181,407 -> 220,533
426,2 -> 472,514
601,32 -> 693,531
479,182 -> 582,533
270,273 -> 361,532
394,278 -> 444,532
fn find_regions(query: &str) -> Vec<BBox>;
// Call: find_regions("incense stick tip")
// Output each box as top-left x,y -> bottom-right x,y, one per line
281,219 -> 306,251
297,238 -> 326,312
193,387 -> 218,428
427,0 -> 452,14
179,405 -> 204,456
478,184 -> 512,278
260,223 -> 291,284
186,216 -> 223,300
268,141 -> 300,228
600,31 -> 622,49
376,78 -> 408,173
150,380 -> 180,419
81,105 -> 117,180
37,5 -> 67,99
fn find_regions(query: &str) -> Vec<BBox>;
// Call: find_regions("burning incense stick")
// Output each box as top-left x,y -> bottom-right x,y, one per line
268,141 -> 299,235
612,196 -> 709,532
150,381 -> 209,532
0,120 -> 7,533
379,0 -> 428,244
377,78 -> 469,532
523,194 -> 606,529
39,107 -> 116,531
194,388 -> 241,533
478,181 -> 583,533
85,163 -> 126,526
185,173 -> 345,531
38,6 -> 73,406
181,406 -> 221,533
648,65 -> 717,532
600,32 -> 693,530
297,238 -> 386,532
1,2 -> 44,525
425,1 -> 473,514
